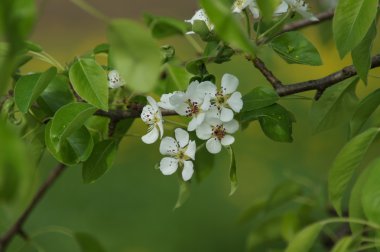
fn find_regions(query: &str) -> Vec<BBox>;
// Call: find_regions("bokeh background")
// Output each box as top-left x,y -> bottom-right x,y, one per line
2,0 -> 380,251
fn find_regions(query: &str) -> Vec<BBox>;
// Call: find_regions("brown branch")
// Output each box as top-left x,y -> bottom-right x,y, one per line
248,56 -> 284,89
0,163 -> 66,252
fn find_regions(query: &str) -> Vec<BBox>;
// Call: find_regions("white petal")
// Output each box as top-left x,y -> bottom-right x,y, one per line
159,137 -> 179,155
206,138 -> 222,154
227,92 -> 243,112
220,107 -> 234,122
206,106 -> 220,119
224,119 -> 239,133
159,157 -> 179,175
248,5 -> 260,18
182,161 -> 194,181
185,140 -> 196,160
158,93 -> 175,110
195,112 -> 206,125
198,81 -> 217,98
186,81 -> 200,98
221,135 -> 235,146
141,105 -> 155,124
175,103 -> 190,116
187,117 -> 200,132
196,123 -> 212,140
147,96 -> 158,110
200,94 -> 211,111
141,127 -> 159,144
221,73 -> 239,95
108,70 -> 124,89
169,91 -> 186,107
157,120 -> 164,138
275,2 -> 288,15
175,128 -> 189,148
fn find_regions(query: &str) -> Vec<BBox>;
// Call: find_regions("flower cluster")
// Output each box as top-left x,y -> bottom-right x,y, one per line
140,74 -> 243,181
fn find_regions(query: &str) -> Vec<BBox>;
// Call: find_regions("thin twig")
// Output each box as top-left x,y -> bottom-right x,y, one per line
248,56 -> 284,89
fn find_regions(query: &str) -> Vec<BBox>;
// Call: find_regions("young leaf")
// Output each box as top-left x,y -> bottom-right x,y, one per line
107,19 -> 162,93
331,236 -> 355,252
242,86 -> 279,111
174,179 -> 190,209
144,14 -> 188,38
285,222 -> 324,252
362,158 -> 380,227
200,0 -> 256,54
50,103 -> 97,149
74,232 -> 106,252
328,127 -> 380,216
352,22 -> 377,84
69,58 -> 109,111
270,32 -> 322,66
82,140 -> 118,184
310,77 -> 359,134
333,0 -> 378,58
350,89 -> 380,138
14,67 -> 57,113
228,146 -> 238,196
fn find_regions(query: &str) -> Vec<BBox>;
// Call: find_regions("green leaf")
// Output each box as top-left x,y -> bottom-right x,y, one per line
310,77 -> 359,134
93,43 -> 109,55
333,0 -> 378,58
362,158 -> 380,227
174,179 -> 190,209
257,0 -> 281,23
144,14 -> 188,38
112,118 -> 135,143
285,222 -> 324,252
200,0 -> 255,54
331,236 -> 355,252
74,232 -> 106,252
228,146 -> 238,196
69,58 -> 109,111
270,32 -> 322,66
14,67 -> 57,113
350,89 -> 380,138
82,140 -> 118,184
242,86 -> 279,111
157,63 -> 192,94
349,167 -> 370,234
352,22 -> 377,84
25,40 -> 43,52
50,103 -> 97,150
328,127 -> 380,216
192,20 -> 217,41
45,122 -> 94,165
108,19 -> 162,93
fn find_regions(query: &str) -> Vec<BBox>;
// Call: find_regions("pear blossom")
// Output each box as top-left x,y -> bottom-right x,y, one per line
233,0 -> 260,19
170,81 -> 216,131
159,128 -> 196,181
205,73 -> 243,122
158,92 -> 176,110
196,118 -> 239,154
108,70 -> 125,89
280,0 -> 318,21
141,96 -> 164,144
185,9 -> 214,34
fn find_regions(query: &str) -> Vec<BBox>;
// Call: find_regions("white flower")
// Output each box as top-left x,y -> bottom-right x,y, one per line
159,128 -> 196,181
185,9 -> 214,34
205,74 -> 243,122
108,70 -> 125,89
141,96 -> 164,144
281,0 -> 318,21
170,81 -> 216,131
196,118 -> 239,154
233,0 -> 260,19
158,92 -> 176,110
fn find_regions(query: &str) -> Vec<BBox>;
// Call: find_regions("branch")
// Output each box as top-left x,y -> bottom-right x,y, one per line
0,163 -> 66,252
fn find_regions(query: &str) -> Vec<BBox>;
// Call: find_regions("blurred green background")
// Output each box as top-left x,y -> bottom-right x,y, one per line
2,0 -> 380,251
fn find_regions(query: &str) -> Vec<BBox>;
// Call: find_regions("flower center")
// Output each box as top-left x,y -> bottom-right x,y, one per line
185,99 -> 200,117
212,124 -> 226,140
215,91 -> 230,108
175,149 -> 190,161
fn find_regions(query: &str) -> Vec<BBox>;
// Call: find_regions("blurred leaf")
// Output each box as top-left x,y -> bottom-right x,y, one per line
362,158 -> 380,228
270,32 -> 322,66
157,63 -> 192,94
69,58 -> 109,111
328,127 -> 380,216
228,146 -> 238,196
186,57 -> 209,75
93,43 -> 109,55
74,232 -> 106,252
82,140 -> 118,184
14,67 -> 57,113
349,167 -> 370,234
192,20 -> 217,41
331,236 -> 355,252
144,14 -> 188,38
50,103 -> 97,150
350,89 -> 380,138
352,22 -> 377,84
194,143 -> 215,182
257,0 -> 281,23
333,0 -> 378,58
174,179 -> 190,209
45,122 -> 94,165
266,182 -> 302,210
25,40 -> 43,52
242,86 -> 279,111
108,19 -> 162,93
160,45 -> 175,63
200,0 -> 255,54
285,222 -> 324,252
310,77 -> 359,134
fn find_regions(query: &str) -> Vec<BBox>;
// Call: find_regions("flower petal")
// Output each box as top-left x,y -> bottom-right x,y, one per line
182,161 -> 194,181
200,94 -> 211,111
196,123 -> 212,140
206,138 -> 222,154
227,92 -> 243,112
158,93 -> 175,110
198,81 -> 217,98
275,1 -> 288,15
174,103 -> 191,116
187,117 -> 200,131
175,128 -> 189,148
157,120 -> 164,138
206,106 -> 220,119
224,119 -> 239,133
169,91 -> 186,107
141,126 -> 159,144
147,96 -> 158,110
220,107 -> 234,122
221,73 -> 239,95
159,157 -> 179,175
185,140 -> 196,160
159,137 -> 179,155
221,135 -> 235,146
108,70 -> 124,89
